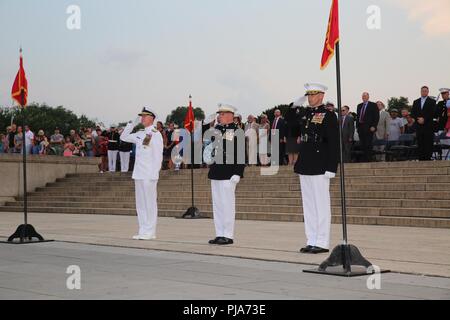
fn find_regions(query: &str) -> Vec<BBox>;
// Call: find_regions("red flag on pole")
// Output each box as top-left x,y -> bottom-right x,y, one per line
11,48 -> 28,107
184,95 -> 195,133
320,0 -> 340,70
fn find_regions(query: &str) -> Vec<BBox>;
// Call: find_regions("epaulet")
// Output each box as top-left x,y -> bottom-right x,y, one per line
151,128 -> 158,133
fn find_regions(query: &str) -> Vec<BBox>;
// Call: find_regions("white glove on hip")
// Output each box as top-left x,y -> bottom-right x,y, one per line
230,175 -> 241,184
324,171 -> 336,179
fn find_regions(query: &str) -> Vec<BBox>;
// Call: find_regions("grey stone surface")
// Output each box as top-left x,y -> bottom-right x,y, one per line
0,242 -> 448,300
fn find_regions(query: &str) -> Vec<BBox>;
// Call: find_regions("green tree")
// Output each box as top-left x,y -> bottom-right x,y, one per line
165,106 -> 205,128
0,103 -> 96,136
387,97 -> 410,112
260,104 -> 292,123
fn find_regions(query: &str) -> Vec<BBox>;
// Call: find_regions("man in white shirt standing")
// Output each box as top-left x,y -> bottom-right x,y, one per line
120,107 -> 164,240
24,125 -> 34,155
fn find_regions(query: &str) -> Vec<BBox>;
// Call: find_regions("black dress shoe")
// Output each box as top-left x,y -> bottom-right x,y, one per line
300,245 -> 314,253
208,237 -> 221,244
215,237 -> 234,245
310,246 -> 330,254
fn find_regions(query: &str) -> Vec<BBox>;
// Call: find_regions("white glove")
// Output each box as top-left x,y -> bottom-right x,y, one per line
130,116 -> 141,127
324,171 -> 336,179
230,175 -> 241,184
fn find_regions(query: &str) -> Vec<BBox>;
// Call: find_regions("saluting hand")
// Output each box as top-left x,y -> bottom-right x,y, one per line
130,117 -> 141,127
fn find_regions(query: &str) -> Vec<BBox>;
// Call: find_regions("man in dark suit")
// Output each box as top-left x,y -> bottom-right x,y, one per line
411,86 -> 437,161
271,109 -> 287,165
341,105 -> 355,163
356,92 -> 379,162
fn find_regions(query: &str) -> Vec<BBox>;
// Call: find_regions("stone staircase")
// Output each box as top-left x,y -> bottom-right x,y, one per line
1,161 -> 450,228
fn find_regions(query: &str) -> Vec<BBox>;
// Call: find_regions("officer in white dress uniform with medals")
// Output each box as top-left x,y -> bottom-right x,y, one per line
208,104 -> 245,245
120,107 -> 164,240
294,84 -> 339,254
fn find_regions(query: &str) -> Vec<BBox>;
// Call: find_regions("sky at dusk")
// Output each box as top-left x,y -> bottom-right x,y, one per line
1,0 -> 449,125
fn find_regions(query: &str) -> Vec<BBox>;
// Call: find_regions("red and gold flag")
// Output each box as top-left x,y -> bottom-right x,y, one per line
11,49 -> 28,107
184,95 -> 195,133
320,0 -> 340,70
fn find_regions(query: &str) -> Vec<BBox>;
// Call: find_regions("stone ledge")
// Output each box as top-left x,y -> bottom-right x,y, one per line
0,154 -> 100,165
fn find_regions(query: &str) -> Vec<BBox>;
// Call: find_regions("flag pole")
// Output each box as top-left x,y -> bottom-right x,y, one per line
303,0 -> 388,276
182,95 -> 203,219
335,43 -> 348,245
21,90 -> 28,228
5,48 -> 50,244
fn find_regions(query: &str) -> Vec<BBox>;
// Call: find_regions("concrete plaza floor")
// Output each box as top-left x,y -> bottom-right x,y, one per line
0,212 -> 449,299
0,241 -> 449,300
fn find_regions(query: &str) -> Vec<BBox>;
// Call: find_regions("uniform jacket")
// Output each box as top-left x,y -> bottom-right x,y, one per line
120,123 -> 163,180
208,122 -> 246,180
107,131 -> 120,151
294,105 -> 339,175
435,100 -> 449,132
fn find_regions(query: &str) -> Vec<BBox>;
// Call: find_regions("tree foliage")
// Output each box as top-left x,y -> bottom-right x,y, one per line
260,104 -> 292,123
387,97 -> 410,112
0,103 -> 96,136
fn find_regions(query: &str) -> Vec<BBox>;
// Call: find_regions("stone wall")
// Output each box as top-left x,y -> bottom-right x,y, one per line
0,154 -> 100,204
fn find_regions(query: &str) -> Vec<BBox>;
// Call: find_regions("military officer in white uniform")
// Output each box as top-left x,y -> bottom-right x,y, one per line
120,107 -> 164,240
294,84 -> 339,254
208,104 -> 245,245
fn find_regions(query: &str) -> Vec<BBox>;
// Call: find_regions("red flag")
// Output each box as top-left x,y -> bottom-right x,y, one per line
320,0 -> 340,70
11,49 -> 28,107
184,95 -> 195,133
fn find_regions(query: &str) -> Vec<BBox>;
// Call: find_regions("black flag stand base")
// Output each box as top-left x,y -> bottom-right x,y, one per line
3,224 -> 53,244
181,207 -> 205,219
303,244 -> 390,277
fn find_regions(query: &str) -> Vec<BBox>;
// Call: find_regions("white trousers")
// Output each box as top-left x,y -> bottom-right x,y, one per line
134,179 -> 158,236
119,151 -> 130,172
108,150 -> 119,172
211,180 -> 237,239
299,175 -> 331,249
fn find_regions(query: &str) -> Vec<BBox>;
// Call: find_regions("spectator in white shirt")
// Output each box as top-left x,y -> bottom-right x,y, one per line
24,125 -> 34,155
387,109 -> 405,148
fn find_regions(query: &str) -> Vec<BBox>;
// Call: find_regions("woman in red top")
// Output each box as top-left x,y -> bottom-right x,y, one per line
97,131 -> 109,173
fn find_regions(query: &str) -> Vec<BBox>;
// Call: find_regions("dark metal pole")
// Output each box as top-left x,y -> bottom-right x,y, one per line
21,94 -> 28,226
335,43 -> 348,244
190,128 -> 195,208
5,50 -> 50,243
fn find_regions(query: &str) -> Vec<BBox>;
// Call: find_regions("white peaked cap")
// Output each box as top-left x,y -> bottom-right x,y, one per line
304,83 -> 328,95
217,103 -> 237,114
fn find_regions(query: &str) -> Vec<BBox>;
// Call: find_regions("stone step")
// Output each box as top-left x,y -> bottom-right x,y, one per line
64,164 -> 450,178
0,206 -> 448,228
9,197 -> 450,209
22,190 -> 450,200
64,161 -> 450,178
51,175 -> 450,186
5,201 -> 450,219
2,201 -> 376,215
34,183 -> 448,193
